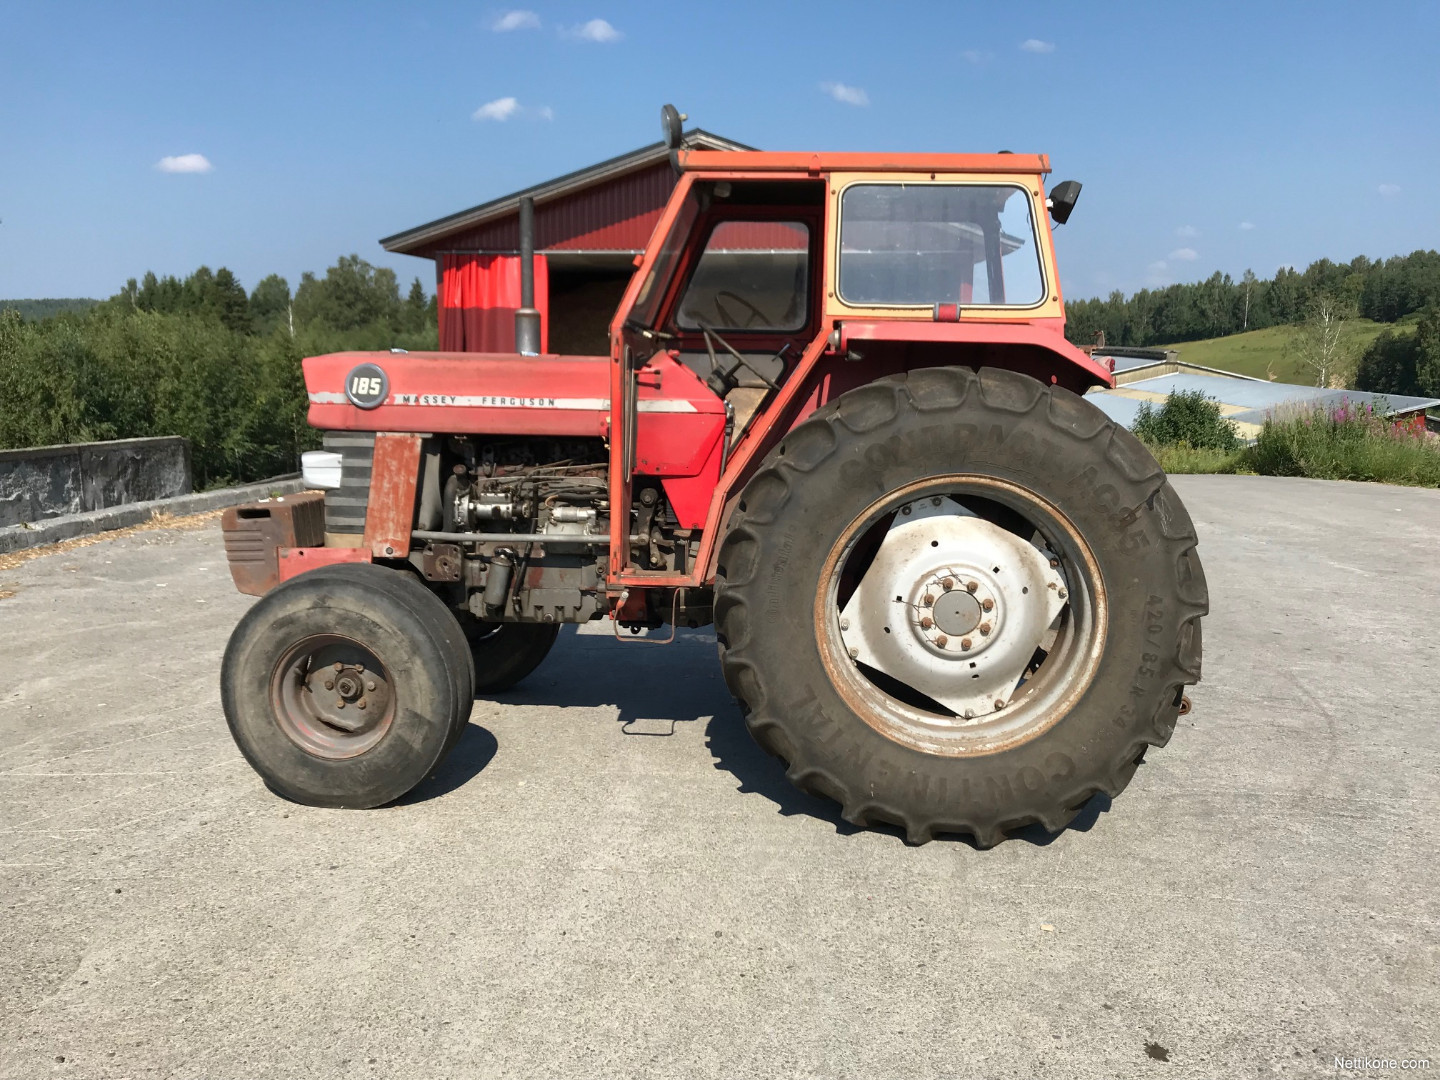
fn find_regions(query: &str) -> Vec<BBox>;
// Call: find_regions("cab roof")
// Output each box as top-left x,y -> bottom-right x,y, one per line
675,149 -> 1051,176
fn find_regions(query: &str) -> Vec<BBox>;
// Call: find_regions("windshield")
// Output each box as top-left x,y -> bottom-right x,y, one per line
838,183 -> 1044,307
677,221 -> 810,332
630,188 -> 701,329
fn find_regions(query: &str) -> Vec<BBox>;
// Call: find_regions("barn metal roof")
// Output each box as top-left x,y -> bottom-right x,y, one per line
1086,369 -> 1440,440
381,129 -> 753,257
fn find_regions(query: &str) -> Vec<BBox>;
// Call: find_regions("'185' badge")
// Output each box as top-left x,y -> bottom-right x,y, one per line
344,363 -> 388,409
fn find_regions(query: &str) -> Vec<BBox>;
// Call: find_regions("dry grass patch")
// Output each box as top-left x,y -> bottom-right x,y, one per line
0,509 -> 224,573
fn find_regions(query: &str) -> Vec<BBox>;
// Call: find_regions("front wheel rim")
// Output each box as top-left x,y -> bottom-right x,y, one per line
270,634 -> 396,759
815,475 -> 1107,758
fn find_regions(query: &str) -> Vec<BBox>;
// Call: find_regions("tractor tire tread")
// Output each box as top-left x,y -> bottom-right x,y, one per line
714,366 -> 1208,847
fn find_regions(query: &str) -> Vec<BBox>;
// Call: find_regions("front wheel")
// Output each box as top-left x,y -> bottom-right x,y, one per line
714,367 -> 1207,846
221,564 -> 473,808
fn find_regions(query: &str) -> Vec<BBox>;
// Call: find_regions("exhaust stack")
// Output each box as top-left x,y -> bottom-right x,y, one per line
514,196 -> 541,356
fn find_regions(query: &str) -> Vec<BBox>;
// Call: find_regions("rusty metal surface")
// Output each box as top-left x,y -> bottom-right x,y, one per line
220,491 -> 326,596
276,546 -> 373,583
361,433 -> 423,559
270,635 -> 395,759
421,543 -> 463,582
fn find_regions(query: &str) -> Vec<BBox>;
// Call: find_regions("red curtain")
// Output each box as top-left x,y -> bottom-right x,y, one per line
439,253 -> 549,353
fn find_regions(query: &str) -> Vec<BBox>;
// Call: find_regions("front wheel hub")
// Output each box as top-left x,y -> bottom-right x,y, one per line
271,637 -> 395,758
837,496 -> 1067,720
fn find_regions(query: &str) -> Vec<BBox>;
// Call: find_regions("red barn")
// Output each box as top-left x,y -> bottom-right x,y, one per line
380,129 -> 751,356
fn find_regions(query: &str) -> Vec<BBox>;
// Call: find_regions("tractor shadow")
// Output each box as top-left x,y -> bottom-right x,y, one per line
399,724 -> 499,804
431,625 -> 1114,845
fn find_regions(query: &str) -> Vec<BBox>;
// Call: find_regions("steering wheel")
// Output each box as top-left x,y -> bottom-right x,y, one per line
696,321 -> 780,393
714,290 -> 769,329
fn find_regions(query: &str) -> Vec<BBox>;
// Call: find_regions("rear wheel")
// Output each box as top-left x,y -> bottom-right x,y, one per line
714,366 -> 1207,845
459,618 -> 560,693
221,564 -> 472,808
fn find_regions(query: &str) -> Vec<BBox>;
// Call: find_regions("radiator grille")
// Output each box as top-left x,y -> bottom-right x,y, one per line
322,431 -> 374,535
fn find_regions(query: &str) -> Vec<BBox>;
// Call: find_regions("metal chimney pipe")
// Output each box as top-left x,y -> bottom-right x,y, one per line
514,196 -> 541,356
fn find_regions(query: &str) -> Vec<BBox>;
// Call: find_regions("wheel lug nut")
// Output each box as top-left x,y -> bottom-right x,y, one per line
981,598 -> 994,612
993,699 -> 1006,710
357,699 -> 367,710
941,577 -> 954,591
961,637 -> 972,650
935,635 -> 948,648
333,662 -> 344,671
931,497 -> 941,506
839,617 -> 850,631
919,617 -> 933,630
366,680 -> 377,691
979,622 -> 992,635
848,646 -> 859,659
335,700 -> 346,709
324,679 -> 334,690
1057,588 -> 1068,599
966,581 -> 978,593
1050,558 -> 1059,568
922,594 -> 935,607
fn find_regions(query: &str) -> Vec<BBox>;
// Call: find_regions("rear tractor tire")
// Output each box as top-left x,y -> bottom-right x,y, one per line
714,366 -> 1208,846
221,563 -> 474,808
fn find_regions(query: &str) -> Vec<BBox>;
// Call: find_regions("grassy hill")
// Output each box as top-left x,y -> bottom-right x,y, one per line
1161,316 -> 1418,385
0,298 -> 99,321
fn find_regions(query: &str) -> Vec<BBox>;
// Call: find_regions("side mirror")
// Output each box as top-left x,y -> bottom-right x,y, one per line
1047,180 -> 1082,225
660,104 -> 686,150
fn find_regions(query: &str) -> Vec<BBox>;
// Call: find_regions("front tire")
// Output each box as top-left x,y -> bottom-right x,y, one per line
714,367 -> 1207,846
221,564 -> 473,808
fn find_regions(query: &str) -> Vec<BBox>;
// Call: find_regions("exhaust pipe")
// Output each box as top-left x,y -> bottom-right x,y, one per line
514,196 -> 541,356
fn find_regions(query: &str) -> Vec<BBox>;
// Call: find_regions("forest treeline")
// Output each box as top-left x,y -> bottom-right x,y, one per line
1063,249 -> 1440,349
0,257 -> 439,487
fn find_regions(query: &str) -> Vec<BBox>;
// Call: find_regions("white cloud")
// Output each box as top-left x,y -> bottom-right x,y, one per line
1146,260 -> 1171,284
821,81 -> 869,106
572,18 -> 621,42
472,97 -> 553,122
1239,221 -> 1256,231
1175,224 -> 1199,238
1378,183 -> 1401,197
492,10 -> 540,31
155,153 -> 213,174
473,96 -> 520,121
961,49 -> 991,65
1020,38 -> 1055,53
1168,247 -> 1199,262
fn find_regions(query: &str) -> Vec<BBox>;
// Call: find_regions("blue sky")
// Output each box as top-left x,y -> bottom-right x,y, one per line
2,1 -> 1436,302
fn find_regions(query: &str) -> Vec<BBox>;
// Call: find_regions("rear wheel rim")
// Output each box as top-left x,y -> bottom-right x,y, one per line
270,634 -> 396,759
815,475 -> 1107,758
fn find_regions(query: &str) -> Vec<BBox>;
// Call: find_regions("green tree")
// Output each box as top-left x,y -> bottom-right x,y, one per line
1132,390 -> 1239,451
1414,307 -> 1440,398
405,277 -> 427,333
293,255 -> 401,331
1354,330 -> 1420,397
250,274 -> 293,336
211,268 -> 251,334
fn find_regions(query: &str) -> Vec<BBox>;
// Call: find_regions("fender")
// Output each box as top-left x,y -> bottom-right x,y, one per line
834,318 -> 1113,394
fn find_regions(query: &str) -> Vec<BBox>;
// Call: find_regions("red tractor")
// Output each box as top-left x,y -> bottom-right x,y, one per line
219,107 -> 1207,846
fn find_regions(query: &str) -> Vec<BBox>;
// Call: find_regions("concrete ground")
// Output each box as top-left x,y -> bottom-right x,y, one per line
1,475 -> 1436,1079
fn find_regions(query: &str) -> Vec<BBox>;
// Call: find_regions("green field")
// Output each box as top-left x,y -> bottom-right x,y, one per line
1161,316 -> 1417,385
